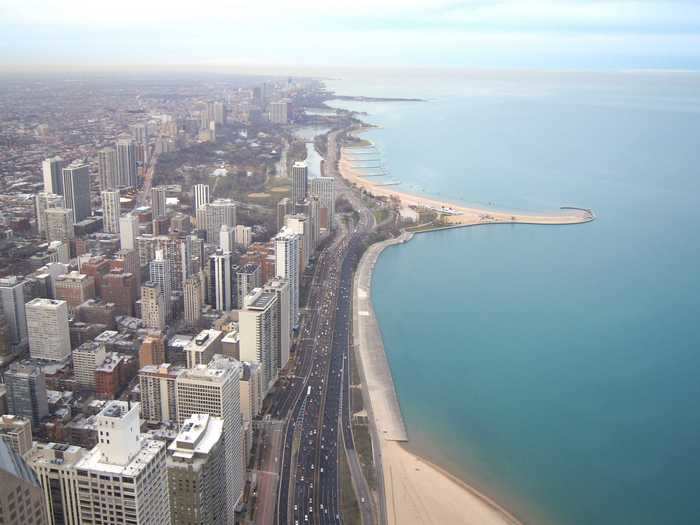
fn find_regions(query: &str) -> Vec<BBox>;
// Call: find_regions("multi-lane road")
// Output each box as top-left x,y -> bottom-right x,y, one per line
252,128 -> 378,525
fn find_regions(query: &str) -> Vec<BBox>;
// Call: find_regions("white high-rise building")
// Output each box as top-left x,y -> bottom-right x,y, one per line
0,277 -> 27,347
310,176 -> 335,230
176,356 -> 244,522
119,213 -> 139,250
42,156 -> 64,195
27,442 -> 87,525
116,138 -> 137,188
72,341 -> 106,389
75,401 -> 171,525
45,207 -> 74,244
151,186 -> 167,219
199,199 -> 236,243
149,249 -> 172,308
26,298 -> 71,362
265,277 -> 292,371
285,213 -> 311,272
193,184 -> 210,212
291,161 -> 308,204
274,228 -> 300,329
35,192 -> 64,237
98,147 -> 118,190
139,363 -> 183,424
235,224 -> 252,249
239,288 -> 278,390
101,190 -> 120,233
220,224 -> 235,253
62,162 -> 91,223
167,414 -> 226,525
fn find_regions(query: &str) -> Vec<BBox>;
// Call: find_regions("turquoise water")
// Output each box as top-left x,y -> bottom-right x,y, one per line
329,72 -> 700,525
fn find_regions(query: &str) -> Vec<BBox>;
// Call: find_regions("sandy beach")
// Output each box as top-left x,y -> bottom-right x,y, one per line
340,140 -> 594,228
353,234 -> 526,525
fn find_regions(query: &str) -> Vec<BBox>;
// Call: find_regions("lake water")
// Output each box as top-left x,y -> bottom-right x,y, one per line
327,70 -> 700,525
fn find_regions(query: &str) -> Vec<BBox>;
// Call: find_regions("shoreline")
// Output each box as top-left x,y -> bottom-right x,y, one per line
353,232 -> 527,525
340,126 -> 595,228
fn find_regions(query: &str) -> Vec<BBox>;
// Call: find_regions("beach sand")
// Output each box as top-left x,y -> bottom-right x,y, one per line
340,144 -> 593,227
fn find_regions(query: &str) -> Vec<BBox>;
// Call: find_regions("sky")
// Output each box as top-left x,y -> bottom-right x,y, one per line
1,0 -> 700,71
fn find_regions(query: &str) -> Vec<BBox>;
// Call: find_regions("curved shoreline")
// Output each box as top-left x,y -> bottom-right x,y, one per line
353,232 -> 527,525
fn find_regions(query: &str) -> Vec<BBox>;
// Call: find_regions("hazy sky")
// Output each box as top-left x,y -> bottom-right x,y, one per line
2,0 -> 700,70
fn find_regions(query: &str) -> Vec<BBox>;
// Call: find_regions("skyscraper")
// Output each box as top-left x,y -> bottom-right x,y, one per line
75,401 -> 171,525
209,250 -> 234,312
98,146 -> 118,190
45,207 -> 74,244
220,224 -> 235,253
199,199 -> 236,243
0,439 -> 49,525
235,263 -> 261,310
101,189 -> 120,233
141,282 -> 166,331
26,298 -> 71,361
5,363 -> 49,427
193,183 -> 210,212
151,185 -> 167,219
167,414 -> 226,525
292,161 -> 308,204
149,250 -> 172,309
276,197 -> 294,232
310,176 -> 336,230
239,288 -> 279,390
235,224 -> 252,249
176,356 -> 244,521
285,213 -> 311,272
269,100 -> 289,124
274,228 -> 300,329
116,138 -> 137,188
139,363 -> 183,424
35,191 -> 65,237
119,213 -> 139,250
42,156 -> 64,195
264,277 -> 292,372
0,276 -> 27,349
62,162 -> 91,223
184,273 -> 203,327
139,333 -> 166,367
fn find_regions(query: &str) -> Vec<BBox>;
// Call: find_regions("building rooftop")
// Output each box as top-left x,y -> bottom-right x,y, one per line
76,435 -> 165,478
169,414 -> 223,460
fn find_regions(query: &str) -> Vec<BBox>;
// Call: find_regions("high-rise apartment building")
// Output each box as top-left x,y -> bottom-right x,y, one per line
101,190 -> 120,233
176,356 -> 244,521
26,298 -> 71,361
73,340 -> 106,389
264,277 -> 292,372
209,250 -> 234,312
276,197 -> 293,232
285,213 -> 311,272
198,199 -> 236,243
291,161 -> 308,204
116,138 -> 137,188
45,207 -> 74,244
184,274 -> 203,327
98,147 -> 118,190
62,162 -> 91,223
42,156 -> 65,195
0,415 -> 32,456
139,334 -> 166,367
0,276 -> 27,348
239,362 -> 263,457
5,362 -> 49,427
26,441 -> 87,525
274,228 -> 300,329
75,401 -> 171,525
220,224 -> 235,253
310,176 -> 335,230
141,282 -> 166,331
151,186 -> 167,219
36,192 -> 65,237
119,213 -> 139,250
235,264 -> 261,310
167,414 -> 226,525
139,363 -> 183,424
235,224 -> 252,249
239,288 -> 279,390
149,250 -> 172,308
193,183 -> 210,212
269,100 -> 289,124
0,439 -> 48,525
185,329 -> 224,369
